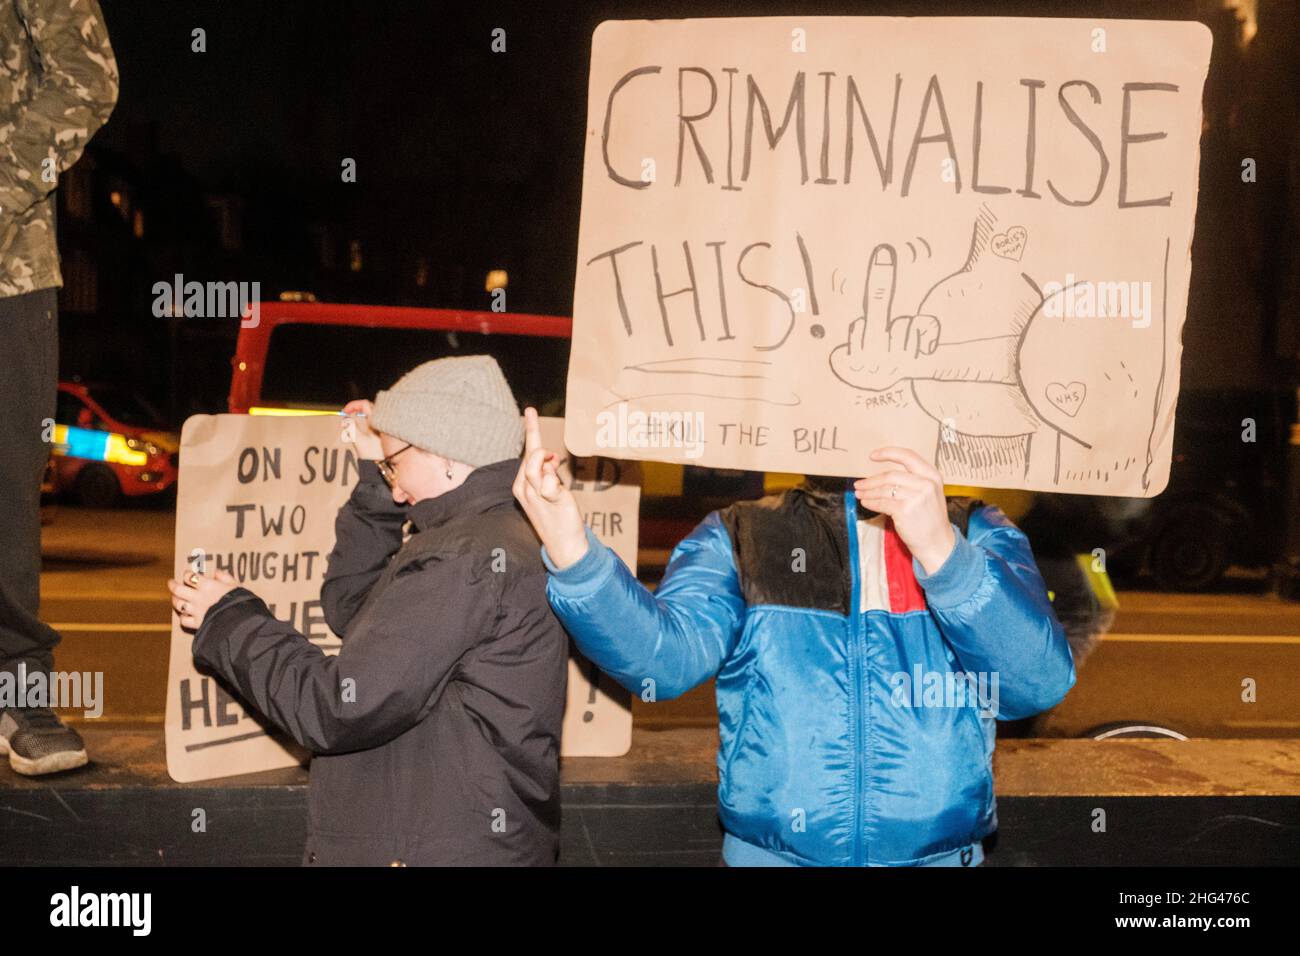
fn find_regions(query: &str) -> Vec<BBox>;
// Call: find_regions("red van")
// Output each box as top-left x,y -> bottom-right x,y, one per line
228,302 -> 572,418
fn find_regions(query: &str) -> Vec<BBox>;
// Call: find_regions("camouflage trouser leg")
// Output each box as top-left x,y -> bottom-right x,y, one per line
0,288 -> 61,682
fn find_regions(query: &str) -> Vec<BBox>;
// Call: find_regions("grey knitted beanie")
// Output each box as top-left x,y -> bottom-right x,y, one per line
370,355 -> 524,467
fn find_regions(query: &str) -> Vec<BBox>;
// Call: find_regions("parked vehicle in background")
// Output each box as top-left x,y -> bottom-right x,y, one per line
1013,386 -> 1290,592
1117,386 -> 1288,590
52,382 -> 180,507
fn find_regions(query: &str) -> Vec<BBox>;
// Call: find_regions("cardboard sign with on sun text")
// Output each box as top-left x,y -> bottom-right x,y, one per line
166,414 -> 637,782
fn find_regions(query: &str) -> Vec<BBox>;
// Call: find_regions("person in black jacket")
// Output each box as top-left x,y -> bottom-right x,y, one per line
168,355 -> 568,866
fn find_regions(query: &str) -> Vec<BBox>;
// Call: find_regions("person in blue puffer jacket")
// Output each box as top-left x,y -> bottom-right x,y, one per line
513,407 -> 1076,867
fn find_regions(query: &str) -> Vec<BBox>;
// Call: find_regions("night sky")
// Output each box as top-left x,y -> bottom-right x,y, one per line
95,0 -> 1246,314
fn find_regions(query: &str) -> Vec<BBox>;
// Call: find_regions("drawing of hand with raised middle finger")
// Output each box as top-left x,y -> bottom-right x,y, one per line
829,243 -> 941,393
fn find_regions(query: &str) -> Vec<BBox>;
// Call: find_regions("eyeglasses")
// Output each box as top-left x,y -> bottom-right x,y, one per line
376,443 -> 414,489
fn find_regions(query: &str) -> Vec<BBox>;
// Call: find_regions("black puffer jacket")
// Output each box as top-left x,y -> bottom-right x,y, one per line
192,459 -> 568,865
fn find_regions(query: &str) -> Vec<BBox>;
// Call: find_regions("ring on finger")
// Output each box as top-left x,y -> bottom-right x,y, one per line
185,571 -> 201,588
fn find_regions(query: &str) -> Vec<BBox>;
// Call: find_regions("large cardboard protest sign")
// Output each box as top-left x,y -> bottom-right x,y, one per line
166,414 -> 636,783
566,17 -> 1212,496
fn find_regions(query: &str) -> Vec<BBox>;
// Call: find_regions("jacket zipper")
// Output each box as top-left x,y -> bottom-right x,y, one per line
843,491 -> 866,866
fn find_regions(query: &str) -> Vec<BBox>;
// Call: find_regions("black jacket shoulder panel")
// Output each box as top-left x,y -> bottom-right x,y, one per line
721,490 -> 852,614
719,491 -> 984,614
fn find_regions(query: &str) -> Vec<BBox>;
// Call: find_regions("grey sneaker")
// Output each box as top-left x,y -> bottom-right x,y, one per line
0,707 -> 89,775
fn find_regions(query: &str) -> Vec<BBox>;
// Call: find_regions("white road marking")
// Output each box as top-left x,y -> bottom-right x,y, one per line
45,623 -> 172,632
1102,633 -> 1300,644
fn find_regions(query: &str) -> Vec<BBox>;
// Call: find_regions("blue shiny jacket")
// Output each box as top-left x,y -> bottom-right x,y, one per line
542,486 -> 1076,866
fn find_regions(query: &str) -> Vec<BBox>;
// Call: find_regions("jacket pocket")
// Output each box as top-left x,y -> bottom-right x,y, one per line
958,700 -> 994,829
941,641 -> 995,819
719,658 -> 757,798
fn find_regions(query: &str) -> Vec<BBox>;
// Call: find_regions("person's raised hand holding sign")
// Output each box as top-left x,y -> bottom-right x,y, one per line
854,446 -> 957,575
513,407 -> 589,569
340,398 -> 383,460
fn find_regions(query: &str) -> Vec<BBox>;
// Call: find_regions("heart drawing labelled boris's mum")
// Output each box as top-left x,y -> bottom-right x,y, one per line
1045,381 -> 1086,417
991,226 -> 1028,262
